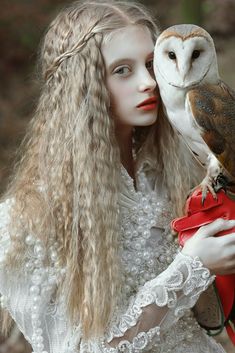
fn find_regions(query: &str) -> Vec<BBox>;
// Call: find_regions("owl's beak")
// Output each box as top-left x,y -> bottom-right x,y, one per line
178,61 -> 190,84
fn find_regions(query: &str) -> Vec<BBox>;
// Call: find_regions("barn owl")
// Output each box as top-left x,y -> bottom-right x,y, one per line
154,24 -> 235,200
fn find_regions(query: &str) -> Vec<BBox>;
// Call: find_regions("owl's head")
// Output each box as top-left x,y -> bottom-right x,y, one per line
154,24 -> 219,89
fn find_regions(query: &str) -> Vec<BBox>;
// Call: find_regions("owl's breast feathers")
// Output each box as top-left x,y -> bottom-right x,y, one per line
187,81 -> 235,178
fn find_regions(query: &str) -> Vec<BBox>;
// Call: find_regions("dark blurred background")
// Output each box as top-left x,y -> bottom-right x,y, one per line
1,0 -> 235,193
0,0 -> 235,352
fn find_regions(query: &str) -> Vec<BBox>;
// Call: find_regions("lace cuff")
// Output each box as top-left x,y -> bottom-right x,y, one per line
101,327 -> 160,353
101,252 -> 214,353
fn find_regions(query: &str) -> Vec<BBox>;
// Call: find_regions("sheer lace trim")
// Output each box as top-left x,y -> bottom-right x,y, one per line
105,252 -> 214,344
101,327 -> 160,353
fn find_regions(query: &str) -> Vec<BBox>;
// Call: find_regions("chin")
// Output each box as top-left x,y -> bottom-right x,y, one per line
135,115 -> 157,127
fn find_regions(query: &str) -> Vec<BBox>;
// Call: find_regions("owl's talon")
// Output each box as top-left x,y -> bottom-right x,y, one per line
199,175 -> 218,204
201,195 -> 206,206
201,187 -> 208,206
208,184 -> 218,200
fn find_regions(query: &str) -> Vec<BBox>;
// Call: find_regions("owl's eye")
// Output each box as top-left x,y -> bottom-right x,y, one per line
168,51 -> 176,60
192,50 -> 201,59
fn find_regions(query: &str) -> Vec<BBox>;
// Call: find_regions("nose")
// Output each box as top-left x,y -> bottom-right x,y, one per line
138,68 -> 156,92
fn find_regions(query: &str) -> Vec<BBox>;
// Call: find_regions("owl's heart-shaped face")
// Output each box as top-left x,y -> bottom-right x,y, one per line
154,25 -> 219,89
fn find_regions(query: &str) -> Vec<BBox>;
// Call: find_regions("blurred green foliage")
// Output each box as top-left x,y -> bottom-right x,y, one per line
181,0 -> 203,25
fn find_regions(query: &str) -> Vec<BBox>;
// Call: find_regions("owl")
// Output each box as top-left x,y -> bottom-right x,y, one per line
154,24 -> 235,201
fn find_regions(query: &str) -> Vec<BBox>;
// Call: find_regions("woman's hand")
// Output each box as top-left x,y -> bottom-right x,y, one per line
182,218 -> 235,275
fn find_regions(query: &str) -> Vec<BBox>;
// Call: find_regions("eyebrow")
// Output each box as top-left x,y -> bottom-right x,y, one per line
108,52 -> 154,72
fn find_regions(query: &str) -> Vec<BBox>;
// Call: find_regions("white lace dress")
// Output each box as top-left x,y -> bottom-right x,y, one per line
0,166 -> 226,353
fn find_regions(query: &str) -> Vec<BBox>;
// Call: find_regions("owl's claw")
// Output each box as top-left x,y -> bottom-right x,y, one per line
188,174 -> 226,204
201,182 -> 217,205
188,175 -> 217,205
187,178 -> 217,204
198,173 -> 234,205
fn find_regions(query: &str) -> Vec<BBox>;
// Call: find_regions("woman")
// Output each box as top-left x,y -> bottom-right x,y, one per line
0,1 -> 235,352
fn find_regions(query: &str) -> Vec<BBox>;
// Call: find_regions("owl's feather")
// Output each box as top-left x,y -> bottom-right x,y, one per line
188,82 -> 235,177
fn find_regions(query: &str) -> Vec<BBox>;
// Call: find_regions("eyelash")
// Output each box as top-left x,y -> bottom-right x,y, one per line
113,59 -> 154,76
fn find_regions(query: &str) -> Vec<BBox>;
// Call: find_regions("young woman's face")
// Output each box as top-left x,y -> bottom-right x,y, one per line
102,25 -> 159,132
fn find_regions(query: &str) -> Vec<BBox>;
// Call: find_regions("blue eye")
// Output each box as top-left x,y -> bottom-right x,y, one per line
113,66 -> 131,75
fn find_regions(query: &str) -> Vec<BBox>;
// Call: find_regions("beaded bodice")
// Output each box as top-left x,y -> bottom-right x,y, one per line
119,167 -> 178,297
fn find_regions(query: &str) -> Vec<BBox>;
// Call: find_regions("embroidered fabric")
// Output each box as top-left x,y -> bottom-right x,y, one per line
0,167 -> 226,353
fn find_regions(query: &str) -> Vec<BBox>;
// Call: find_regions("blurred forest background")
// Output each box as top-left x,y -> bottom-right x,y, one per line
0,0 -> 235,352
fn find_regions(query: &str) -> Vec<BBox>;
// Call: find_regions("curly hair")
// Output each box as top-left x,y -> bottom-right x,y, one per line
1,0 -> 203,339
135,104 -> 204,216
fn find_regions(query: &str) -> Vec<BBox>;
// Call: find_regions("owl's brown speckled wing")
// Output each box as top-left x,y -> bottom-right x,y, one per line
187,81 -> 235,178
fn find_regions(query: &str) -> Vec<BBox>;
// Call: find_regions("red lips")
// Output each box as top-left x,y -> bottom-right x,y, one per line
137,96 -> 158,111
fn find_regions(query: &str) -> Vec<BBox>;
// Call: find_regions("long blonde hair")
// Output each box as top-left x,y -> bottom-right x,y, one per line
2,0 -> 203,339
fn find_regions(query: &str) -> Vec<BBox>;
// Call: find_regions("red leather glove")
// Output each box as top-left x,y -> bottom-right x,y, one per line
171,188 -> 235,344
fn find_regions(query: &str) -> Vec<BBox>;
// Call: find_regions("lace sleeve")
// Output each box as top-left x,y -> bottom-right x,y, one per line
0,200 -> 70,353
101,252 -> 215,353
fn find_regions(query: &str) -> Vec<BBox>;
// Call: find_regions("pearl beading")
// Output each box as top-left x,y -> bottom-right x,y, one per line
24,235 -> 65,353
119,169 -> 178,299
0,198 -> 13,266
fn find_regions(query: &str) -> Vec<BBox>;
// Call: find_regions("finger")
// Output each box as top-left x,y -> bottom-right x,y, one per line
212,251 -> 235,274
196,219 -> 235,239
216,232 -> 235,246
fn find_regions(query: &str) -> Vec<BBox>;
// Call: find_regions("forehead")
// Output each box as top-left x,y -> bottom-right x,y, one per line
101,25 -> 154,64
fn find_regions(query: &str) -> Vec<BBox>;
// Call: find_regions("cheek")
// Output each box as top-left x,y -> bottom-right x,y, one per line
109,81 -> 134,108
